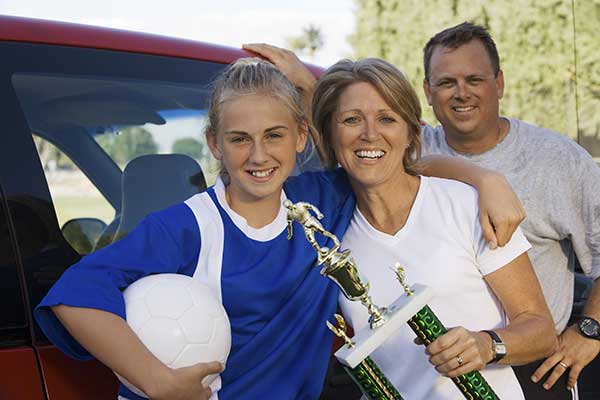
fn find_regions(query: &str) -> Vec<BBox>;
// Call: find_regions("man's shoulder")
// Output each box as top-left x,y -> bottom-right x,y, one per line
511,118 -> 593,162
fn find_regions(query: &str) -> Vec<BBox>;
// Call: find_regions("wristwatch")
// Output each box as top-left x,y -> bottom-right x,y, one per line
577,317 -> 600,340
482,330 -> 507,363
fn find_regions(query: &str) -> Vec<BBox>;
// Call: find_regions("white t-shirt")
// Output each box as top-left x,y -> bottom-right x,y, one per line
339,176 -> 531,400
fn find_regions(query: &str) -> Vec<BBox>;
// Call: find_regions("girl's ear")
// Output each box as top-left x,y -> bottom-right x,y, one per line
206,129 -> 222,160
295,120 -> 309,153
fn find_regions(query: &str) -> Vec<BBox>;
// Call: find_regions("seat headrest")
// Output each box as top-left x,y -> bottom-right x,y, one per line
115,154 -> 205,238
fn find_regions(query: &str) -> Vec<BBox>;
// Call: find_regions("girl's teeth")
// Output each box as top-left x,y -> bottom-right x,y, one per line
251,168 -> 274,177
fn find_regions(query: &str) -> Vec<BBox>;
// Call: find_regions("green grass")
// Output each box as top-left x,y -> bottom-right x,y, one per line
53,196 -> 115,227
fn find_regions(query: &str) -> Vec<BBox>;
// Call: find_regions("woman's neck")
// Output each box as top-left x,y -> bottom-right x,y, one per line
351,174 -> 420,235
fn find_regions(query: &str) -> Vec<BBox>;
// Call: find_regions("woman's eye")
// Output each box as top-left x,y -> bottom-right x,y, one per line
343,116 -> 360,124
267,132 -> 283,139
380,116 -> 396,123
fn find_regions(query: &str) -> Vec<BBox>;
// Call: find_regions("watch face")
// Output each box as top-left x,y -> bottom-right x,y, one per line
580,318 -> 600,338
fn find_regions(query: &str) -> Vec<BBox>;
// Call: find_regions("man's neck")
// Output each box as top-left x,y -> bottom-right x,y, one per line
444,118 -> 509,155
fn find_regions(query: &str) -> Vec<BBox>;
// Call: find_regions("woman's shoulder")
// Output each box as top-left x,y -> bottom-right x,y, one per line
424,176 -> 478,204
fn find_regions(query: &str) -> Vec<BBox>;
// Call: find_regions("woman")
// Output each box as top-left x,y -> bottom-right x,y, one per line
310,58 -> 556,399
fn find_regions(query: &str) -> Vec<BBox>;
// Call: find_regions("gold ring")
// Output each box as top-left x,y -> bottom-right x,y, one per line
457,355 -> 464,366
559,361 -> 569,369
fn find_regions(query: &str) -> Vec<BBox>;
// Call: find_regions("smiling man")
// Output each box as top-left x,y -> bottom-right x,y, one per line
421,22 -> 600,400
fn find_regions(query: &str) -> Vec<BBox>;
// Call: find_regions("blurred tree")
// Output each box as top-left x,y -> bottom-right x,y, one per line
172,137 -> 204,160
351,0 -> 600,156
287,24 -> 325,60
97,126 -> 158,166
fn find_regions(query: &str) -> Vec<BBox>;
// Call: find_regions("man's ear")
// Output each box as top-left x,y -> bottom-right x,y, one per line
496,69 -> 505,100
423,79 -> 433,106
206,130 -> 222,160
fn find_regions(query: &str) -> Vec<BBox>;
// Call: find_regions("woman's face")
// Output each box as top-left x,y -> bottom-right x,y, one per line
331,82 -> 411,189
207,93 -> 307,206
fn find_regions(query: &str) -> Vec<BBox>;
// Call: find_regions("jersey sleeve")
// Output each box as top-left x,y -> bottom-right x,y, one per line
34,203 -> 201,360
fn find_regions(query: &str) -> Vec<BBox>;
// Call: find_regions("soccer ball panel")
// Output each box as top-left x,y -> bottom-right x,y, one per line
138,317 -> 186,365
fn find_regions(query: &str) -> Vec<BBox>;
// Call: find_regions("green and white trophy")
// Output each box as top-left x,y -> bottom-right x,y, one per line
285,200 -> 499,400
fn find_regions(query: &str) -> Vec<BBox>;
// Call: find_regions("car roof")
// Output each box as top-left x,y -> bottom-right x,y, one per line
0,14 -> 323,75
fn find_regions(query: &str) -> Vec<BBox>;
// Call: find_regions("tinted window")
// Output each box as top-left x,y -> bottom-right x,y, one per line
0,41 -> 227,341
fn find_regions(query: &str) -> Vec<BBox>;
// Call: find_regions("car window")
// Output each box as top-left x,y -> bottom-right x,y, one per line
13,73 -> 220,255
0,186 -> 30,346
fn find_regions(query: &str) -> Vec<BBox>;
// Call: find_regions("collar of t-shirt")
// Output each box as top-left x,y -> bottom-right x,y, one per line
213,176 -> 289,242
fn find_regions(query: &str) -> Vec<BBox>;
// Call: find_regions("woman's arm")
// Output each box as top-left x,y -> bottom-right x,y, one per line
427,253 -> 557,377
52,305 -> 221,400
419,154 -> 525,249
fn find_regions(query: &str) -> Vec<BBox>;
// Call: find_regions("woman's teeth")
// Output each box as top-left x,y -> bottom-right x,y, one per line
356,150 -> 385,159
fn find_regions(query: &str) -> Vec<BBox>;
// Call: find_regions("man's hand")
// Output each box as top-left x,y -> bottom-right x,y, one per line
531,325 -> 600,390
477,172 -> 525,249
242,43 -> 317,100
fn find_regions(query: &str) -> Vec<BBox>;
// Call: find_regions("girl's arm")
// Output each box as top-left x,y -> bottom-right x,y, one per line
426,253 -> 557,377
419,154 -> 525,249
52,305 -> 221,400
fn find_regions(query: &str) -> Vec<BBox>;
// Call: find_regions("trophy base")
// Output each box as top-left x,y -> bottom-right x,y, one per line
335,284 -> 433,369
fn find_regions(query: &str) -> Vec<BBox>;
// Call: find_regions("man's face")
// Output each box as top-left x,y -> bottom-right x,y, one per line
424,40 -> 504,149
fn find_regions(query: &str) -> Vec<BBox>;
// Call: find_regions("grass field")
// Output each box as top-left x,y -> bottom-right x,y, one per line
53,196 -> 115,227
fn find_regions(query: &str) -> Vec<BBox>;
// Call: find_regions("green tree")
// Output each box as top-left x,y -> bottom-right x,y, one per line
350,0 -> 600,156
286,24 -> 325,60
97,126 -> 158,165
172,137 -> 204,160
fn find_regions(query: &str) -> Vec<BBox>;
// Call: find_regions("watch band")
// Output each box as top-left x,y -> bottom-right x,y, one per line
482,330 -> 506,363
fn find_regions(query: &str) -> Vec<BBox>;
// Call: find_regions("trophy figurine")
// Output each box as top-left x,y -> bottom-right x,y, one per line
284,200 -> 499,400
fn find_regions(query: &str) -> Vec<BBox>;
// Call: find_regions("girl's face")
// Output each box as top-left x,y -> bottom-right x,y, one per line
207,93 -> 307,206
331,82 -> 411,189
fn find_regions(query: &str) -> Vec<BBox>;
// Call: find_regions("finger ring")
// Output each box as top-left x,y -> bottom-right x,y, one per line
456,355 -> 464,366
559,361 -> 568,369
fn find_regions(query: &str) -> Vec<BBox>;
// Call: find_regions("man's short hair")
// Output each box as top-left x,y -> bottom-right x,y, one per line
423,22 -> 500,82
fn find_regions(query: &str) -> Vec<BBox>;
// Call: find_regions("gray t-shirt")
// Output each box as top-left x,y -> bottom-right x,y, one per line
422,118 -> 600,332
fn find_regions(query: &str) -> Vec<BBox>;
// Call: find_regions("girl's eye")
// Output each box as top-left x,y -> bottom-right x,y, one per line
230,136 -> 249,143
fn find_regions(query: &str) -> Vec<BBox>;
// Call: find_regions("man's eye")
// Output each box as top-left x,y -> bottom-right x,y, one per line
438,81 -> 454,88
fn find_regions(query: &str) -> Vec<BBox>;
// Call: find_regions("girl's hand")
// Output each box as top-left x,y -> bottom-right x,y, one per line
425,327 -> 494,377
150,361 -> 224,400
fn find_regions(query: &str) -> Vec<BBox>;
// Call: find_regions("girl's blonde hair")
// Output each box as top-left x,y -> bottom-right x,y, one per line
205,58 -> 319,175
312,58 -> 422,174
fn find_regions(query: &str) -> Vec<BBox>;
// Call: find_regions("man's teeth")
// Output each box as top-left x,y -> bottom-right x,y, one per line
453,106 -> 475,112
356,150 -> 385,159
250,168 -> 274,177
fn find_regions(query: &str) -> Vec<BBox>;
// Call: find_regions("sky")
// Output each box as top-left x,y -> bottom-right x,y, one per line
0,0 -> 356,66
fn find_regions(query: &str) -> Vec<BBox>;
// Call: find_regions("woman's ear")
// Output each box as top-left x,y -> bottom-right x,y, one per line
206,129 -> 222,160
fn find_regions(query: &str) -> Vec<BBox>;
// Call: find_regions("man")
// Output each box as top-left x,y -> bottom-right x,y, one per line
244,22 -> 600,398
420,22 -> 600,399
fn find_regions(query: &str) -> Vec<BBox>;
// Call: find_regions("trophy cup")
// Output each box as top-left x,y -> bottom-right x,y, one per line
285,200 -> 499,400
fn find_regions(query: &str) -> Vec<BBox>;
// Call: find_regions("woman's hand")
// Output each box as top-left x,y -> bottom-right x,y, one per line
426,327 -> 493,377
242,43 -> 317,103
149,361 -> 224,400
476,171 -> 525,249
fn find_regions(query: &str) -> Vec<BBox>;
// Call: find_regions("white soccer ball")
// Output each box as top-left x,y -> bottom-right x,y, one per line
117,273 -> 231,397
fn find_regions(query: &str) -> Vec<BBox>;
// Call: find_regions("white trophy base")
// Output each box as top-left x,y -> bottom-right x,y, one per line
335,284 -> 434,369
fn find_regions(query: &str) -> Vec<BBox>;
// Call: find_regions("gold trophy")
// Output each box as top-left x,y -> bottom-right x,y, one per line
285,200 -> 500,400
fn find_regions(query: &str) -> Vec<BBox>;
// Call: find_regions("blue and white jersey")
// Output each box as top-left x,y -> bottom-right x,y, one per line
35,170 -> 355,400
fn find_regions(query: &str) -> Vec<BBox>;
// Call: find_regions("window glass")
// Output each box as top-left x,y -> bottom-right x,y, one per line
13,72 -> 221,254
0,188 -> 29,346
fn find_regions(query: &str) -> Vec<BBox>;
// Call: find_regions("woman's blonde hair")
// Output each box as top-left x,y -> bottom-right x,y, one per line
205,58 -> 317,176
312,58 -> 422,174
